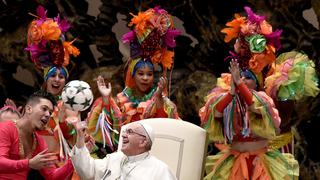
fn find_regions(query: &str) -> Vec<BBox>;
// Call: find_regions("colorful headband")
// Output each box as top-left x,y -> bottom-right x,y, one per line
124,58 -> 155,88
122,6 -> 181,73
25,6 -> 80,70
221,6 -> 282,74
43,66 -> 69,81
241,69 -> 260,89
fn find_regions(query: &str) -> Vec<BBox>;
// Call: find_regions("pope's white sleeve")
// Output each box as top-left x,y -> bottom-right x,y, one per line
70,146 -> 94,179
70,146 -> 105,180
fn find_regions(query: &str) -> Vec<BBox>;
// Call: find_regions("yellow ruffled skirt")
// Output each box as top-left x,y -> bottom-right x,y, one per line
204,148 -> 299,180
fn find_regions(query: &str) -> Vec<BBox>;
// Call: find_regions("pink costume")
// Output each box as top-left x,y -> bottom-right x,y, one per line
0,120 -> 73,180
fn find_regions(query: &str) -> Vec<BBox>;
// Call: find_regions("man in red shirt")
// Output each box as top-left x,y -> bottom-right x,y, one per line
0,90 -> 73,180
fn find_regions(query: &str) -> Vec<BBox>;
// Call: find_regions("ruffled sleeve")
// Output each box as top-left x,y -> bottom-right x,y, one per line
265,51 -> 319,100
199,87 -> 228,143
249,91 -> 280,139
87,96 -> 122,150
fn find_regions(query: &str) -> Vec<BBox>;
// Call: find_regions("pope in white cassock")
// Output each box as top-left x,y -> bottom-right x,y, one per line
71,121 -> 176,180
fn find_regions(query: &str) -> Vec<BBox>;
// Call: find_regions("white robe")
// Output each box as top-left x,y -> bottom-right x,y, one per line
70,146 -> 177,180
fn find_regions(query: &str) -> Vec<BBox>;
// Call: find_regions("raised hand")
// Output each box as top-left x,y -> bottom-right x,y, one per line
154,76 -> 168,110
156,76 -> 168,98
96,75 -> 112,98
85,134 -> 96,153
75,121 -> 88,148
229,59 -> 242,85
65,114 -> 80,127
5,98 -> 22,115
28,149 -> 58,170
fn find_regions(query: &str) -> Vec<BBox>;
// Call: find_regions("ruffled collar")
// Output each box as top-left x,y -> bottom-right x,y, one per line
122,86 -> 157,108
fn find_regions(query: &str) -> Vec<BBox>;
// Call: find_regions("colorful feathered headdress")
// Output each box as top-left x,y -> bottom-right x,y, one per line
222,6 -> 282,75
25,6 -> 80,79
122,6 -> 181,87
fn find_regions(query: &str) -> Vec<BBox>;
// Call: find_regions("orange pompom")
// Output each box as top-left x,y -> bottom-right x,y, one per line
41,19 -> 61,41
221,14 -> 246,42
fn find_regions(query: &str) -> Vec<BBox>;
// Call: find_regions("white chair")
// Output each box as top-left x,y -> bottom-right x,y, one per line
118,118 -> 208,180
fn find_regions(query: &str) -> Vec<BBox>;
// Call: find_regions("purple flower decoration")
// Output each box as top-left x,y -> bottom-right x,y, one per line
164,29 -> 181,48
36,5 -> 47,25
265,29 -> 282,50
54,14 -> 71,32
245,6 -> 265,24
122,30 -> 136,44
153,6 -> 167,14
130,41 -> 141,59
25,40 -> 48,60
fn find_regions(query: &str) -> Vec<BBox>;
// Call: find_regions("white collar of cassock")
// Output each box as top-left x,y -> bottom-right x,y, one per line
126,151 -> 150,163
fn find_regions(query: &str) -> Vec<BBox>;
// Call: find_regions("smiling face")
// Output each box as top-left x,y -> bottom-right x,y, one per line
121,123 -> 148,156
46,68 -> 66,96
133,66 -> 154,95
26,98 -> 54,131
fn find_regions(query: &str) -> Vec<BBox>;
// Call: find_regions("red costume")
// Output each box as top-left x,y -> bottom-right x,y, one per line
0,120 -> 73,180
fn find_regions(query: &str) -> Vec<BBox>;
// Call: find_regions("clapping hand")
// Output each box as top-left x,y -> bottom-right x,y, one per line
229,59 -> 242,85
156,76 -> 167,98
154,76 -> 168,109
96,76 -> 111,98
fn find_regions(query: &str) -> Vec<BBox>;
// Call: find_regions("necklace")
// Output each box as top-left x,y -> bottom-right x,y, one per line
13,120 -> 37,159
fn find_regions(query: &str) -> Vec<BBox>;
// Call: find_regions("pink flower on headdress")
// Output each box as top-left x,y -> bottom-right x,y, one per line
240,23 -> 257,35
150,13 -> 172,35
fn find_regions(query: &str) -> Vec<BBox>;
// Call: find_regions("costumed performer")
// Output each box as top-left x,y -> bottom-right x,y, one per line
87,6 -> 181,154
199,6 -> 299,179
0,90 -> 73,180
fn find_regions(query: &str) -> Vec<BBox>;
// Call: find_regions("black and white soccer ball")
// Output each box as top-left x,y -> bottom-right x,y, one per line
61,80 -> 94,112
